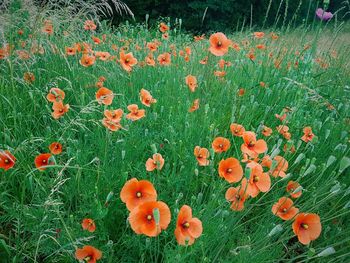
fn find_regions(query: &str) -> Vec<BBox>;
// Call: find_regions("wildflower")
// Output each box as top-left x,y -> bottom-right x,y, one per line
140,89 -> 157,107
129,201 -> 171,237
47,88 -> 65,103
185,75 -> 197,92
159,22 -> 169,33
49,142 -> 62,155
126,104 -> 145,121
147,42 -> 158,52
316,8 -> 333,21
270,156 -> 288,178
82,218 -> 96,232
301,127 -> 315,143
245,162 -> 271,197
23,72 -> 35,83
209,32 -> 230,56
241,131 -> 267,158
253,32 -> 265,38
225,180 -> 248,211
34,153 -> 54,171
157,53 -> 171,66
42,20 -> 53,35
292,213 -> 322,245
145,54 -> 156,66
120,178 -> 157,211
214,70 -> 226,77
65,46 -> 76,56
96,87 -> 114,105
230,123 -> 245,137
52,101 -> 70,119
286,181 -> 302,198
75,245 -> 102,263
212,137 -> 231,153
261,126 -> 272,137
218,157 -> 243,183
95,51 -> 110,61
104,109 -> 123,123
119,51 -> 138,72
272,197 -> 299,220
84,20 -> 97,31
174,205 -> 203,245
189,99 -> 200,112
0,150 -> 16,171
80,55 -> 96,67
194,146 -> 210,166
146,153 -> 165,171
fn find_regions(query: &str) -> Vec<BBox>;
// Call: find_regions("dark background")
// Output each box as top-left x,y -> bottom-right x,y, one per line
118,0 -> 349,32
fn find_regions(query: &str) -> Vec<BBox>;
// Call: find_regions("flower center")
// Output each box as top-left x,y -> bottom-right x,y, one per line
301,223 -> 308,229
182,222 -> 190,228
235,194 -> 240,200
59,109 -> 64,113
147,214 -> 152,221
4,159 -> 9,164
84,256 -> 91,262
136,192 -> 142,198
219,144 -> 223,148
217,41 -> 222,47
227,168 -> 232,173
253,176 -> 259,182
125,58 -> 129,63
248,141 -> 255,147
42,159 -> 47,163
198,154 -> 202,158
282,208 -> 287,213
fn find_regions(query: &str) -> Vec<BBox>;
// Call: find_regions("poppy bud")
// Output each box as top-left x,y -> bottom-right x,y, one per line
270,148 -> 280,159
317,247 -> 335,257
194,168 -> 199,176
205,104 -> 209,114
339,156 -> 350,173
239,105 -> 246,115
325,129 -> 330,140
145,129 -> 149,136
330,182 -> 341,194
121,150 -> 125,160
244,166 -> 251,180
302,164 -> 316,177
150,144 -> 157,154
104,191 -> 114,206
294,153 -> 305,164
197,193 -> 203,204
268,224 -> 283,237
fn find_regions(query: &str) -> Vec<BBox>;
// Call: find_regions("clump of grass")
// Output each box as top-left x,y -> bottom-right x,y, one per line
0,1 -> 349,262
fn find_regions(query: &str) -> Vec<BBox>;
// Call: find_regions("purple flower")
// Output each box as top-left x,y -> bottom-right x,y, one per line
316,8 -> 333,21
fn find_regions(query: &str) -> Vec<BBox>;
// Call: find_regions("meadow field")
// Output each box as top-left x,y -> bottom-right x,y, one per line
0,1 -> 350,262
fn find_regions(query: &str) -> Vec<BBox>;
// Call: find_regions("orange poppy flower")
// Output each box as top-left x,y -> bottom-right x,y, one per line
145,153 -> 164,171
157,52 -> 171,66
272,197 -> 299,220
92,36 -> 101,45
147,42 -> 158,52
256,44 -> 266,50
262,126 -> 272,137
238,88 -> 245,96
75,245 -> 102,263
140,89 -> 157,107
49,142 -> 62,155
47,88 -> 65,103
189,99 -> 200,112
22,72 -> 34,84
261,155 -> 272,168
159,22 -> 169,33
286,181 -> 302,198
82,218 -> 96,232
95,51 -> 110,61
199,56 -> 208,64
102,118 -> 123,131
270,156 -> 288,178
214,70 -> 226,77
212,137 -> 231,153
245,162 -> 271,197
52,101 -> 70,119
162,33 -> 169,40
129,201 -> 171,237
292,213 -> 322,245
145,54 -> 156,66
283,143 -> 296,153
42,21 -> 53,35
218,157 -> 243,183
104,109 -> 123,122
225,180 -> 249,211
120,178 -> 157,211
253,32 -> 265,38
34,153 -> 54,171
209,32 -> 230,56
230,123 -> 245,137
174,205 -> 203,245
0,150 -> 16,171
119,51 -> 138,72
241,131 -> 267,158
84,20 -> 97,31
96,87 -> 114,105
126,104 -> 145,121
275,113 -> 287,121
65,46 -> 76,56
194,34 -> 205,41
185,75 -> 197,92
80,55 -> 96,67
194,146 -> 210,166
301,126 -> 314,143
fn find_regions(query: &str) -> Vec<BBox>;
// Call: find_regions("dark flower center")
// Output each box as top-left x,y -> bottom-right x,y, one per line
136,192 -> 142,198
301,223 -> 308,229
182,221 -> 190,228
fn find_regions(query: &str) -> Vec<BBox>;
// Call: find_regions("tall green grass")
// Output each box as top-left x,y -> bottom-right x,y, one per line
0,1 -> 349,262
